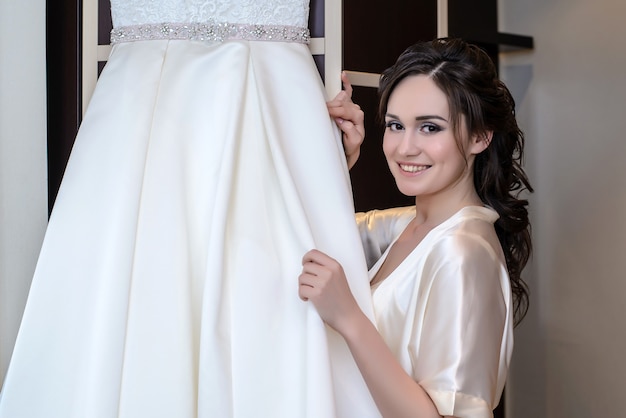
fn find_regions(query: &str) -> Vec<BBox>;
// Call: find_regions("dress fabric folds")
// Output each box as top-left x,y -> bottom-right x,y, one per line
0,1 -> 379,417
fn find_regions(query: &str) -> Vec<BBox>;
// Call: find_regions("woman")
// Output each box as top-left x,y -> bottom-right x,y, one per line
299,38 -> 533,418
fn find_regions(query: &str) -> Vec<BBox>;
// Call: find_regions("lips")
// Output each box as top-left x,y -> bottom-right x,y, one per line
399,163 -> 430,173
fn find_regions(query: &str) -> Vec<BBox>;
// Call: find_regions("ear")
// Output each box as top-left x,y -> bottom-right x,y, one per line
469,131 -> 493,155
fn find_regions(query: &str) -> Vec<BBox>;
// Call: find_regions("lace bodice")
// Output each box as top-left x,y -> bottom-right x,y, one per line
110,0 -> 310,28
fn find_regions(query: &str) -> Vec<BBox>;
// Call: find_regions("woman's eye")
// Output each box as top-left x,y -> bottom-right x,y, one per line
385,121 -> 404,131
420,123 -> 441,134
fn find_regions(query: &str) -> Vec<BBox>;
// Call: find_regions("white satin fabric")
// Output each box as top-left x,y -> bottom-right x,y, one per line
0,3 -> 379,417
357,206 -> 513,418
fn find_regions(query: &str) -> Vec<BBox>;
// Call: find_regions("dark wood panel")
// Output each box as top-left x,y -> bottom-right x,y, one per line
448,0 -> 497,44
349,86 -> 413,212
344,0 -> 437,212
98,0 -> 112,43
343,0 -> 438,74
309,0 -> 324,38
46,0 -> 81,213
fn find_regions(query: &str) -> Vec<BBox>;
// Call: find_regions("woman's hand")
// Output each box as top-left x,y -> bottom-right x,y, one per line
298,249 -> 362,334
299,249 -> 444,417
327,72 -> 365,170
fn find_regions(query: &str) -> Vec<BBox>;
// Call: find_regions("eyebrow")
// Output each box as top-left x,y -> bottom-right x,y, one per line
386,113 -> 449,123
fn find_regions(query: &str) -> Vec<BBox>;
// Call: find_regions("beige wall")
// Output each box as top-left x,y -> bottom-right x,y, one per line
0,0 -> 48,383
499,0 -> 626,416
3,2 -> 626,414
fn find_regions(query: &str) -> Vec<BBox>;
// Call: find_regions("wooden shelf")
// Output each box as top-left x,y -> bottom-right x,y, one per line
498,32 -> 534,52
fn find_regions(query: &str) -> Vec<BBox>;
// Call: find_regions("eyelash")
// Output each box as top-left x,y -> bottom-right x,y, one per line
421,123 -> 442,134
385,121 -> 403,131
384,121 -> 443,134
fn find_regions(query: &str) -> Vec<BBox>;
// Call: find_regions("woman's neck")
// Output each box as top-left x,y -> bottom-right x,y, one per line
412,185 -> 483,227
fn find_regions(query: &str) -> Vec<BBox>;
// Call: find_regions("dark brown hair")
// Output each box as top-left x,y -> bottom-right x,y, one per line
379,38 -> 533,325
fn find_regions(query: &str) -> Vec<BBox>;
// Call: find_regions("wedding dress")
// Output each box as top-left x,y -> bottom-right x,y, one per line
0,1 -> 379,417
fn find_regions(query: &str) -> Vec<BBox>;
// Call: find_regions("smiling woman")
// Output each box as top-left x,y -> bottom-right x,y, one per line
381,74 -> 490,206
298,38 -> 533,418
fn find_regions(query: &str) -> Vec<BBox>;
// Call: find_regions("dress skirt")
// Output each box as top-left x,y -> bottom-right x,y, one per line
0,38 -> 378,418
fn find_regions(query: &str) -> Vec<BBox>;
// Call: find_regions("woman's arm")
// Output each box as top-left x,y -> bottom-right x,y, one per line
298,249 -> 447,418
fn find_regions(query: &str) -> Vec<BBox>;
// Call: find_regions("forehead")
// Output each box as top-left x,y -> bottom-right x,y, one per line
387,75 -> 450,118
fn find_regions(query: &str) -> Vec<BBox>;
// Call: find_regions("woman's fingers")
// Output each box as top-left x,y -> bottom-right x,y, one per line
341,71 -> 353,97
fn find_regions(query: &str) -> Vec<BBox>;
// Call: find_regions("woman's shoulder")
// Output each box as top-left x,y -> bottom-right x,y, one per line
423,206 -> 506,274
434,206 -> 501,252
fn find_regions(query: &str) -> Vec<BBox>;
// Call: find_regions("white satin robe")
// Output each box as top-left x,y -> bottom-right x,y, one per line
357,205 -> 513,418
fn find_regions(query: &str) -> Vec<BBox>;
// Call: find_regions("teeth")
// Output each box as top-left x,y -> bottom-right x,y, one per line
400,164 -> 429,173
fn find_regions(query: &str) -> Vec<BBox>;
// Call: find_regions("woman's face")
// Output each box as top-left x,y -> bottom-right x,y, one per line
382,74 -> 484,200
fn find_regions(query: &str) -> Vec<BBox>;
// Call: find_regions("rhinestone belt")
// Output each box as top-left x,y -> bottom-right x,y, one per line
110,22 -> 311,45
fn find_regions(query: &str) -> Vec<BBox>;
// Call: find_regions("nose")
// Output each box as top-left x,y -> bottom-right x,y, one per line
397,131 -> 420,156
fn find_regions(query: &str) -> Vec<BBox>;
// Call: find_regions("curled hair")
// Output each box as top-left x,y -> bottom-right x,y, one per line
379,38 -> 533,325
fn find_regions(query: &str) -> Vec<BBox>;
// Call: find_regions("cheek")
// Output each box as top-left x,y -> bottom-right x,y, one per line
381,136 -> 397,172
382,134 -> 394,159
434,141 -> 464,162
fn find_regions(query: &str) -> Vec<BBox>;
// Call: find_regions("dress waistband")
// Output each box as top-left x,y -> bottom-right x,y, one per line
110,22 -> 311,45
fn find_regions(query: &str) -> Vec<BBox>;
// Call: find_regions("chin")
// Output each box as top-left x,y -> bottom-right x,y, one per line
394,183 -> 419,198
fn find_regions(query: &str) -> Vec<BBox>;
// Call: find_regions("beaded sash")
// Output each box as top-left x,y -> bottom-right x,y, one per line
110,22 -> 311,45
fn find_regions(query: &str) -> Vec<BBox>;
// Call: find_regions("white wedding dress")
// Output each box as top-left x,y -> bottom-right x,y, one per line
0,1 -> 379,417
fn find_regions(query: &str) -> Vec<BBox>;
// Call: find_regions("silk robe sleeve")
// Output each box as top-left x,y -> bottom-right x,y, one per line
412,232 -> 513,418
355,206 -> 415,269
